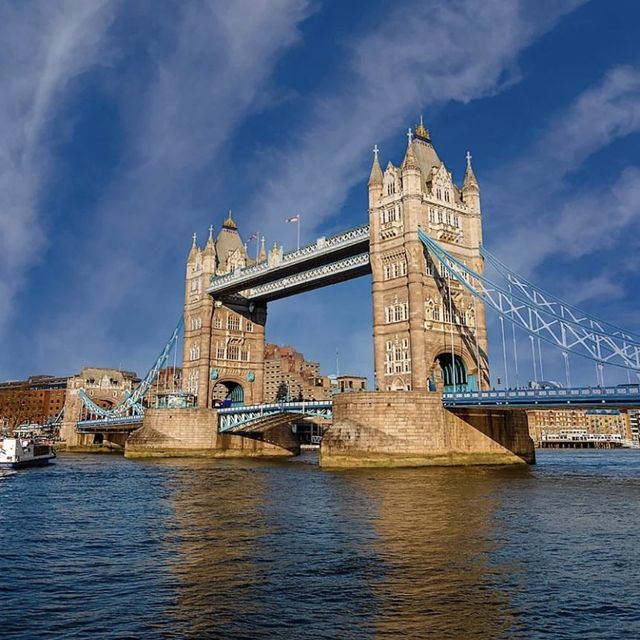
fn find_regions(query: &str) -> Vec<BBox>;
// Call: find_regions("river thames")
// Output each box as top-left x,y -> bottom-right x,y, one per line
1,450 -> 639,639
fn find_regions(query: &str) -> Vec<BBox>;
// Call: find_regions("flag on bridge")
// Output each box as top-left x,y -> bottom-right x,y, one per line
286,214 -> 300,223
248,232 -> 258,241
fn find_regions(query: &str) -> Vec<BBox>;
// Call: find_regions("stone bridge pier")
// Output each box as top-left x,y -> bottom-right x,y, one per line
320,391 -> 534,467
125,408 -> 298,458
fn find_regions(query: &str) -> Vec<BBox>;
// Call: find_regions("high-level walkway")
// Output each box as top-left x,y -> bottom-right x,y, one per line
207,225 -> 370,301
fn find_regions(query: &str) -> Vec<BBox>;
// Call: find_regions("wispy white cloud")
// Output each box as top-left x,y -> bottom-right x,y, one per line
482,66 -> 640,382
239,0 -> 584,379
489,66 -> 640,272
29,0 -> 315,374
0,0 -> 114,348
245,0 -> 584,239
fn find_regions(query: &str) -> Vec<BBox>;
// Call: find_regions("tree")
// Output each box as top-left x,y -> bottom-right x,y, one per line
275,382 -> 289,402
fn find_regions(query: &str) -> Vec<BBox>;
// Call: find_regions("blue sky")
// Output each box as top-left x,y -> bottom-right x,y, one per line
1,0 -> 640,388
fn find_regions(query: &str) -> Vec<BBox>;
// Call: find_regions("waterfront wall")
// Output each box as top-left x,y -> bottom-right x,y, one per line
124,408 -> 294,458
320,391 -> 535,467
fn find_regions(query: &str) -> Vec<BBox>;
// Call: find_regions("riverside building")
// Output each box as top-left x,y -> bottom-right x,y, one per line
0,375 -> 68,430
527,409 -> 633,447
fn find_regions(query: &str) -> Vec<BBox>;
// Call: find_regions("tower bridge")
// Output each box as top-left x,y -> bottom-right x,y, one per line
66,119 -> 640,465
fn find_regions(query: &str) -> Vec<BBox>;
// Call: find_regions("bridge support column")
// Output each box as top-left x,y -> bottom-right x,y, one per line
124,408 -> 293,458
320,391 -> 534,468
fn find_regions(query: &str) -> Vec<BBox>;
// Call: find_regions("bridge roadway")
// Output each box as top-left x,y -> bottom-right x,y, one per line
207,225 -> 370,301
75,386 -> 640,434
442,385 -> 640,409
76,415 -> 143,433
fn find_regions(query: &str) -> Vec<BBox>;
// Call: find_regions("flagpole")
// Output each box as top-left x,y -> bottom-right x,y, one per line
297,216 -> 301,250
256,231 -> 260,262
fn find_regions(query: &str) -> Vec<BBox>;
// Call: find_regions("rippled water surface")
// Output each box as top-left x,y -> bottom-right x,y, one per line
1,450 -> 639,639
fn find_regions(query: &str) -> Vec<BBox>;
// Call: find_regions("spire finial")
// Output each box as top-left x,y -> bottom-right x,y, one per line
368,143 -> 383,186
223,209 -> 237,230
406,127 -> 413,144
415,115 -> 430,140
463,149 -> 479,192
208,224 -> 214,238
192,232 -> 197,246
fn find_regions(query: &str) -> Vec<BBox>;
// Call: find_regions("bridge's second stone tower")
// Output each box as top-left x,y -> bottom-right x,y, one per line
182,214 -> 267,409
368,121 -> 489,393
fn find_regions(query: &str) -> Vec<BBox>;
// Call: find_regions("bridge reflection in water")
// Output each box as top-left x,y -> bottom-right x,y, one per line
162,455 -> 524,638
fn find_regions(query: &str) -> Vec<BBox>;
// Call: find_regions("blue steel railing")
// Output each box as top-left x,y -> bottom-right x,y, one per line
443,385 -> 640,408
218,400 -> 333,432
76,415 -> 144,431
208,225 -> 369,295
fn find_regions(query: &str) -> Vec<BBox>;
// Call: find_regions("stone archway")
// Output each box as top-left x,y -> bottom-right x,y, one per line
436,353 -> 468,392
212,380 -> 245,407
390,377 -> 409,391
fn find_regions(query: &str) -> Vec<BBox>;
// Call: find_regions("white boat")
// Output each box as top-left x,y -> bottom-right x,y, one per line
0,436 -> 56,469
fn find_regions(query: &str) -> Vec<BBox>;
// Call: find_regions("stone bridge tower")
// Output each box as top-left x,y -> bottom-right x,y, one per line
182,213 -> 267,409
368,120 -> 489,393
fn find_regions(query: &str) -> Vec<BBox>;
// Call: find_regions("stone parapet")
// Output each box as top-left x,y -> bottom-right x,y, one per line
124,407 -> 293,459
320,391 -> 535,468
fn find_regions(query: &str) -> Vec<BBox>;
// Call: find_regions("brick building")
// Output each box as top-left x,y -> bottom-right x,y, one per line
527,409 -> 632,446
0,375 -> 68,430
263,343 -> 331,402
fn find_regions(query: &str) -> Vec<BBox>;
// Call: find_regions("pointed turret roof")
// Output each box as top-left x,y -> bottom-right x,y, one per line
222,210 -> 238,230
368,144 -> 383,186
187,232 -> 199,261
216,211 -> 246,271
462,151 -> 479,191
203,224 -> 216,257
402,137 -> 418,171
258,236 -> 267,263
412,117 -> 441,176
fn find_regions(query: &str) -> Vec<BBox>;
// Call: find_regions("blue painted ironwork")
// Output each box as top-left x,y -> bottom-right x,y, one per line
218,401 -> 332,432
76,415 -> 144,432
419,228 -> 640,373
208,224 -> 370,297
78,318 -> 183,419
443,385 -> 640,408
244,253 -> 370,301
481,246 -> 640,342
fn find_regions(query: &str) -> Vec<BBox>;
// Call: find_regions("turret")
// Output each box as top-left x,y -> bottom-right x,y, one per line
258,236 -> 267,263
268,242 -> 283,267
187,232 -> 199,264
462,151 -> 480,213
462,151 -> 482,247
401,128 -> 421,195
368,144 -> 383,208
202,225 -> 217,273
216,210 -> 248,273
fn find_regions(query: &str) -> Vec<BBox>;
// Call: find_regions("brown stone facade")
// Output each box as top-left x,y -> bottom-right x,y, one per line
60,368 -> 139,447
320,391 -> 534,468
368,124 -> 489,395
182,216 -> 266,410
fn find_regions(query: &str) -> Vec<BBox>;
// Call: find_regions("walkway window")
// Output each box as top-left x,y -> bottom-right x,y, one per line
384,338 -> 411,375
385,302 -> 408,324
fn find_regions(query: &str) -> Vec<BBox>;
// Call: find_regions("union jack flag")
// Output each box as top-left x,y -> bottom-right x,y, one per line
285,215 -> 300,223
